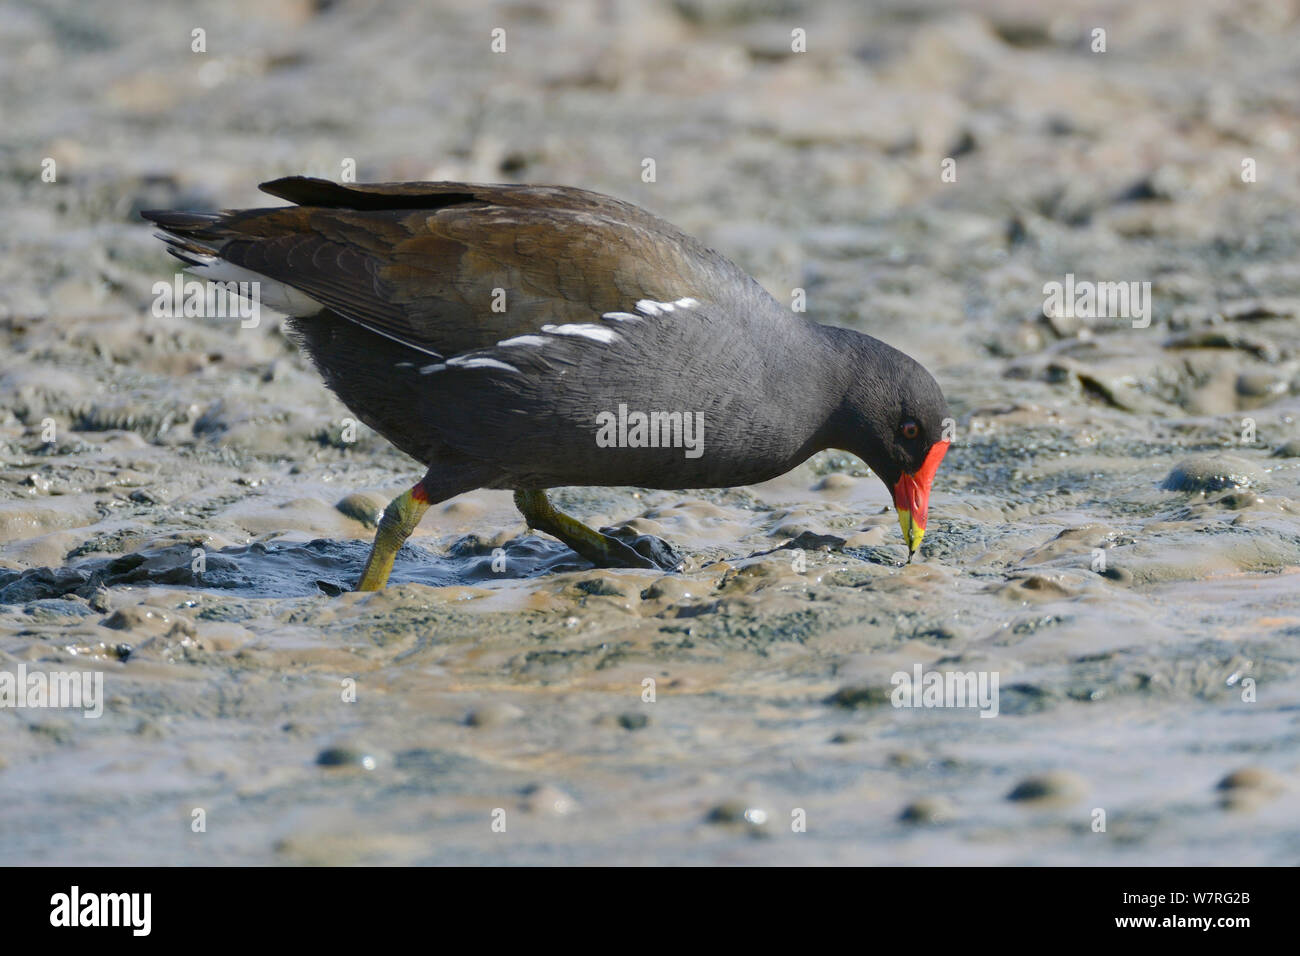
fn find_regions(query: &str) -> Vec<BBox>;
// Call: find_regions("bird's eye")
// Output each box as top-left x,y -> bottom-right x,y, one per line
901,421 -> 919,440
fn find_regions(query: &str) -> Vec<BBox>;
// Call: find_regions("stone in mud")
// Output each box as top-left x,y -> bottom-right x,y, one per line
997,682 -> 1061,715
22,599 -> 95,623
315,745 -> 377,770
101,604 -> 196,638
813,473 -> 857,492
825,684 -> 892,709
1235,371 -> 1287,400
334,492 -> 388,528
1216,767 -> 1284,792
1216,766 -> 1284,810
705,800 -> 770,828
1272,439 -> 1300,458
783,530 -> 846,552
1007,771 -> 1087,805
1161,456 -> 1259,493
899,796 -> 956,824
997,573 -> 1076,601
1164,329 -> 1280,363
616,712 -> 650,731
640,576 -> 696,602
0,566 -> 91,603
716,558 -> 808,595
1215,491 -> 1264,510
1216,298 -> 1298,322
521,783 -> 576,815
448,529 -> 517,556
465,702 -> 525,728
23,473 -> 52,494
88,587 -> 111,613
572,574 -> 639,598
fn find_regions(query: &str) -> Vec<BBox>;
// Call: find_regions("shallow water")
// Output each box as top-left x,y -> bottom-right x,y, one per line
2,0 -> 1299,864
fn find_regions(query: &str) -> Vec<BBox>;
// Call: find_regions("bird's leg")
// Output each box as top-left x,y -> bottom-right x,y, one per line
514,489 -> 664,570
355,481 -> 431,591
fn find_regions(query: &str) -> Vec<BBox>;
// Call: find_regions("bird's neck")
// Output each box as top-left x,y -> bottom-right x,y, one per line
801,322 -> 894,456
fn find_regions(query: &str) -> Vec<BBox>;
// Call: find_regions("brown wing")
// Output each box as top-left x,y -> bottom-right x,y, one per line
150,177 -> 768,359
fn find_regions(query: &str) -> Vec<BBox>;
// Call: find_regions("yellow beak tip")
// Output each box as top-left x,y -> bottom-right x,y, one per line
896,508 -> 926,557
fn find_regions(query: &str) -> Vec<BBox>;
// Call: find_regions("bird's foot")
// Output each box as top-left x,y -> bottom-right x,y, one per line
599,525 -> 685,571
513,488 -> 683,572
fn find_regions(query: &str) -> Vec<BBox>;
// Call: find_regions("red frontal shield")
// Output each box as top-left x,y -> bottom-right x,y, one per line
892,440 -> 949,530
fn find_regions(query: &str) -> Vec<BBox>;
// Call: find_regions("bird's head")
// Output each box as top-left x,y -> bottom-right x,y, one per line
832,338 -> 951,561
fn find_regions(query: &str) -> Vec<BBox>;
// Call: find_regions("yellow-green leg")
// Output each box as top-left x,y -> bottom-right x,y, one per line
514,489 -> 659,569
355,483 -> 431,591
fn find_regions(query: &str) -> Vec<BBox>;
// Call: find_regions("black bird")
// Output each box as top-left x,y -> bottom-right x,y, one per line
144,178 -> 951,590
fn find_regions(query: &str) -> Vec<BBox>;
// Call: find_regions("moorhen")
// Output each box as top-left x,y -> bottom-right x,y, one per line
144,178 -> 950,590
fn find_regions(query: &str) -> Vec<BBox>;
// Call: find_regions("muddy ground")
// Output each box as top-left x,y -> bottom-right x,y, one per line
1,0 -> 1298,864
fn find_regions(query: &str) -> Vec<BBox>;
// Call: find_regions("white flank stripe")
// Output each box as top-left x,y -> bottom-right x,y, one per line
601,311 -> 642,323
497,334 -> 547,347
447,356 -> 521,373
541,323 -> 620,343
634,296 -> 700,317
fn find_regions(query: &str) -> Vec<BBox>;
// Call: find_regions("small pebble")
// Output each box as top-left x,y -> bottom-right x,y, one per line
1161,456 -> 1259,492
899,797 -> 956,824
617,712 -> 650,731
640,576 -> 694,601
334,492 -> 387,528
825,684 -> 892,709
1235,371 -> 1287,398
521,783 -> 576,815
1216,766 -> 1283,792
465,702 -> 525,728
315,745 -> 377,770
705,800 -> 770,828
1007,771 -> 1087,805
813,473 -> 857,492
1217,766 -> 1284,810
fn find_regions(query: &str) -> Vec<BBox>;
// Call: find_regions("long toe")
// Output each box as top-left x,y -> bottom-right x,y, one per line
578,533 -> 656,570
600,526 -> 685,572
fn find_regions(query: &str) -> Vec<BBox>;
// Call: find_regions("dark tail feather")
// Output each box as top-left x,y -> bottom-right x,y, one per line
139,210 -> 222,236
140,211 -> 226,264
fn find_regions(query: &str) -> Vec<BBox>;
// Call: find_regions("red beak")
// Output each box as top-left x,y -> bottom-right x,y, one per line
891,440 -> 949,559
